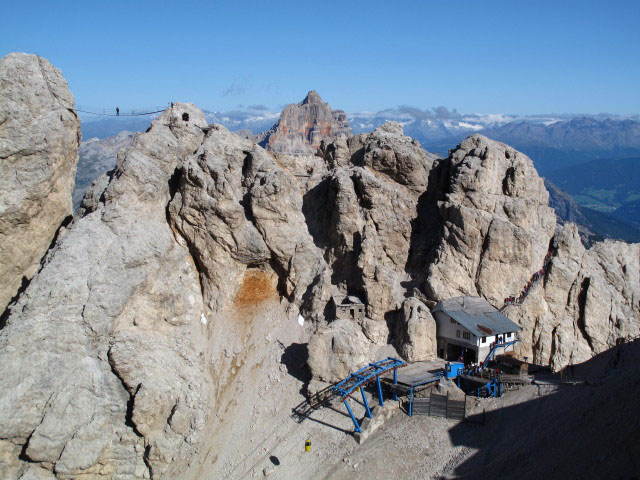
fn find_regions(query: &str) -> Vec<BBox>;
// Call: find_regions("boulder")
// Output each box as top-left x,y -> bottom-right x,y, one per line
395,297 -> 437,362
307,319 -> 371,383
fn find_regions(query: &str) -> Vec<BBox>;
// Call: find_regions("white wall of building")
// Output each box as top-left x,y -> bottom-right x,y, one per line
434,311 -> 477,346
435,310 -> 519,363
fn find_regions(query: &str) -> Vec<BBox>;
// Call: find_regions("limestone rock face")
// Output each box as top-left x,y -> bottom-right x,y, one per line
307,319 -> 371,383
505,224 -> 640,370
395,297 -> 437,362
167,124 -> 327,312
303,123 -> 439,378
421,134 -> 638,371
308,123 -> 439,321
424,134 -> 557,307
258,90 -> 351,155
0,104 -> 211,479
1,71 -> 639,478
0,53 -> 81,314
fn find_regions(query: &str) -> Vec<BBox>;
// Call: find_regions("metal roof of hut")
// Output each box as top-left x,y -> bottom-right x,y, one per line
432,296 -> 522,337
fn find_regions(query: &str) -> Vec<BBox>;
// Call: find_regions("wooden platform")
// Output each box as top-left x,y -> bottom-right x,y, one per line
382,359 -> 445,387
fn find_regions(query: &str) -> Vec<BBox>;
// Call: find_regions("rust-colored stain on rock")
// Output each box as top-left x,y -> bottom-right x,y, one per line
234,270 -> 276,306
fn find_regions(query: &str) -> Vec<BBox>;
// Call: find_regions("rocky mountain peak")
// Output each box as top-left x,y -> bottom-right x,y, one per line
301,89 -> 322,105
258,90 -> 352,155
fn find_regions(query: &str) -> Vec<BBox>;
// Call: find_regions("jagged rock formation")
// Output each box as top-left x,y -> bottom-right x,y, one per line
0,53 -> 81,315
505,224 -> 640,370
418,135 -> 639,371
258,90 -> 351,155
73,131 -> 134,208
0,105 -> 210,479
167,123 -> 326,312
424,135 -> 557,307
1,61 -> 639,478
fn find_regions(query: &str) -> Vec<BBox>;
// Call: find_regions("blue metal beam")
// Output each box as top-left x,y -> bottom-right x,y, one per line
376,376 -> 384,406
393,369 -> 398,401
332,357 -> 405,398
344,399 -> 361,433
360,386 -> 372,418
331,357 -> 406,433
409,387 -> 414,417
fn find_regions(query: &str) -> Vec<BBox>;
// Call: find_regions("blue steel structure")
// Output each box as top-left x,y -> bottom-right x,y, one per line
444,362 -> 464,379
332,357 -> 406,433
480,340 -> 520,369
457,374 -> 504,397
405,370 -> 444,416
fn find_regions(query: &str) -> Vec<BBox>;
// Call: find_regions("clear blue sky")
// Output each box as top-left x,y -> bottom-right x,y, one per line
3,0 -> 639,114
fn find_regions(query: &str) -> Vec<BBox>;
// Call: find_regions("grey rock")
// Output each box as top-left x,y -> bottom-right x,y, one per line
424,134 -> 557,307
307,319 -> 371,383
0,53 -> 80,314
77,170 -> 112,217
0,103 -> 210,478
1,73 -> 639,479
395,297 -> 437,362
167,124 -> 326,312
506,223 -> 640,370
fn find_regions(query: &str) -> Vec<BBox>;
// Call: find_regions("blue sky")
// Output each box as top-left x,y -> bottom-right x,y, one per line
3,0 -> 639,114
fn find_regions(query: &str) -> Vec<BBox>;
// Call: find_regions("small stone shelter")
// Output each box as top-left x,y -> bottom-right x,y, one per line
332,295 -> 365,322
432,296 -> 522,364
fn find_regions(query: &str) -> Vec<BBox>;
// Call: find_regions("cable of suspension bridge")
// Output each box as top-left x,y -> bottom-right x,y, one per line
74,106 -> 167,117
36,54 -> 168,117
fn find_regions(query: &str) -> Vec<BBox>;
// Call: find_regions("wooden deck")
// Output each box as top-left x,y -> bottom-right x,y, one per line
382,359 -> 446,387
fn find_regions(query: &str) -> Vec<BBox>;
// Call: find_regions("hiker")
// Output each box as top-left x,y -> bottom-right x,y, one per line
116,107 -> 120,116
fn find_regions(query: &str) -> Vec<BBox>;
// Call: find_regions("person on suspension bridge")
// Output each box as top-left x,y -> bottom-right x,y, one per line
116,107 -> 120,116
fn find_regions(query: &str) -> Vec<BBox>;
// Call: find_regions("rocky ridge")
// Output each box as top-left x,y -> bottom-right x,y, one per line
0,56 -> 638,479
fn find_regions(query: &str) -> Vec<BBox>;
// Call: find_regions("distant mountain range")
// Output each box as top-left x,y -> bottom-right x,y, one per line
81,108 -> 640,173
78,105 -> 640,242
545,156 -> 640,235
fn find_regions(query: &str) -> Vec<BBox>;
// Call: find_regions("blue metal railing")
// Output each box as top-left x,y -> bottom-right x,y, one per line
481,340 -> 520,369
332,357 -> 406,433
332,357 -> 406,398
